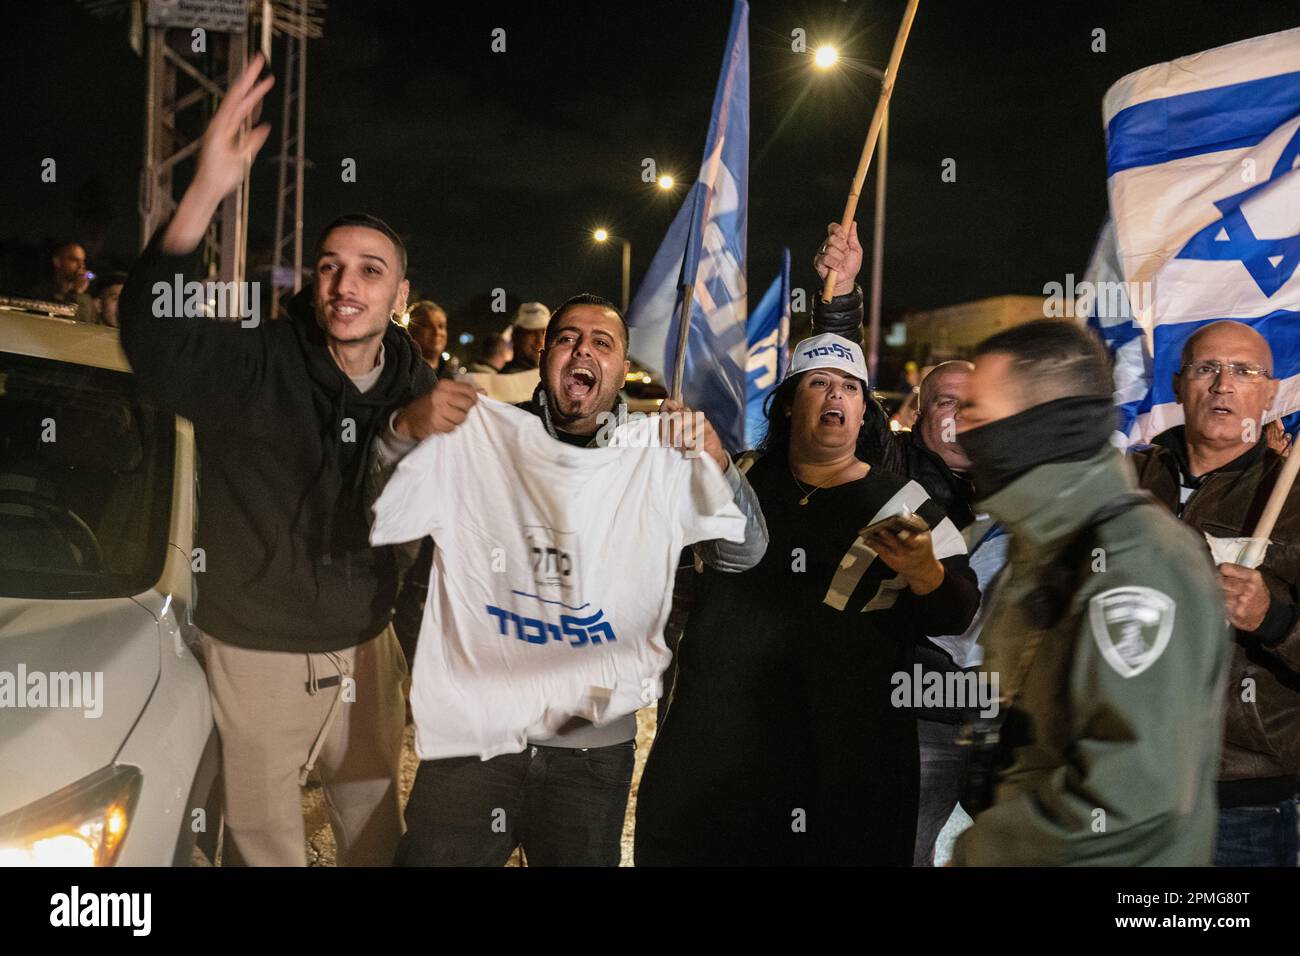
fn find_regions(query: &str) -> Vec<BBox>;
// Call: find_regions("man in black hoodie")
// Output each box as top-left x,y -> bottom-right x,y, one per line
119,55 -> 476,865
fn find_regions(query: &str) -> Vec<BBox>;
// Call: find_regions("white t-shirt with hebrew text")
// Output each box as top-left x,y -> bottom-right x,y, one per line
370,397 -> 747,760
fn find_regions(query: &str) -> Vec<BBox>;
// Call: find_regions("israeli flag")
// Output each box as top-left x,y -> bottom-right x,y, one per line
1098,27 -> 1300,446
627,0 -> 749,452
1082,218 -> 1147,439
743,249 -> 791,450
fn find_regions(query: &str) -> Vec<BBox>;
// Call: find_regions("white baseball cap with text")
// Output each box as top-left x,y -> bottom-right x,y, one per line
786,332 -> 870,386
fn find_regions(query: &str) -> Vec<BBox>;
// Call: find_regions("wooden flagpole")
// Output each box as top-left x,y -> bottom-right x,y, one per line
670,283 -> 697,403
821,0 -> 921,303
1241,432 -> 1300,566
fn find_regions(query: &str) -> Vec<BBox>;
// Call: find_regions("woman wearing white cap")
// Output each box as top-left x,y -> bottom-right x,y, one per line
635,332 -> 979,865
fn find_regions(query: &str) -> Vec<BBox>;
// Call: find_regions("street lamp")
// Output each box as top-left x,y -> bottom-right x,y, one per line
657,175 -> 675,190
592,228 -> 631,313
814,45 -> 838,69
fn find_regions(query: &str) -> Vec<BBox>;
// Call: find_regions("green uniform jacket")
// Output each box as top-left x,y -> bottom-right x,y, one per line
952,447 -> 1229,865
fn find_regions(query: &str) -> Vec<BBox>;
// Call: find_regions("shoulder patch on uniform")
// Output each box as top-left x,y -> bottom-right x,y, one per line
1088,586 -> 1175,679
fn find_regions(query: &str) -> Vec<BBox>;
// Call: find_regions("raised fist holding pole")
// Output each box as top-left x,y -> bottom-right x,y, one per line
820,0 -> 921,303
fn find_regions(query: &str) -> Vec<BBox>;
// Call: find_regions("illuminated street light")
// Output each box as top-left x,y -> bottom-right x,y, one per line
657,175 -> 675,190
814,45 -> 838,69
591,228 -> 630,312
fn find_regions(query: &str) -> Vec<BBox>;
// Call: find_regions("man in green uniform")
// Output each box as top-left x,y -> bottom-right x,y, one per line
950,320 -> 1229,865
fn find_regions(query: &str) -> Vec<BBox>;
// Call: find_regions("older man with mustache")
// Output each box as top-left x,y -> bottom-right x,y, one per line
1130,320 -> 1300,867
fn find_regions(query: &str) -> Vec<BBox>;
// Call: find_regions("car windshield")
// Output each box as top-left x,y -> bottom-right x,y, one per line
0,351 -> 174,599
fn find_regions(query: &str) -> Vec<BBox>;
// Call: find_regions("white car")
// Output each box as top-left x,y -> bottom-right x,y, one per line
0,307 -> 218,866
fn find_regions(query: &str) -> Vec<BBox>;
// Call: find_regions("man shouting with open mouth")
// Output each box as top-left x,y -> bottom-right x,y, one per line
371,292 -> 769,866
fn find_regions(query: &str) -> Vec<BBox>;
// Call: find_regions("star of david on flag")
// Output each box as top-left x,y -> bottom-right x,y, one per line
1088,27 -> 1300,446
1176,126 -> 1300,298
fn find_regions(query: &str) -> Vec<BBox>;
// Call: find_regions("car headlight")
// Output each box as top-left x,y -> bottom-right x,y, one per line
0,765 -> 142,866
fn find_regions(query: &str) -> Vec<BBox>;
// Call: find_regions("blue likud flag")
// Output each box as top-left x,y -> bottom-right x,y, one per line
626,0 -> 749,452
743,249 -> 791,449
1093,27 -> 1300,446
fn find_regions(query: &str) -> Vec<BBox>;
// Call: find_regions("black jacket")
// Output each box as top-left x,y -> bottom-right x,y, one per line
119,228 -> 436,651
1132,427 -> 1300,800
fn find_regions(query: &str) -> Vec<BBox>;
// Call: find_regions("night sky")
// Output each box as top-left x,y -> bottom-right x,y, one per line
3,0 -> 1297,341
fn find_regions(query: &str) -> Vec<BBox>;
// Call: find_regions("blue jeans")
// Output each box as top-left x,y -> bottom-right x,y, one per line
913,718 -> 969,866
396,741 -> 635,866
1213,798 -> 1299,867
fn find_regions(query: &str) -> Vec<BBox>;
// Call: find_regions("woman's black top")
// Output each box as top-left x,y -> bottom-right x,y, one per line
635,453 -> 980,865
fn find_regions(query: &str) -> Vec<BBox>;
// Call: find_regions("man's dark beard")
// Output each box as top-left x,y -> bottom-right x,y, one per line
547,388 -> 617,436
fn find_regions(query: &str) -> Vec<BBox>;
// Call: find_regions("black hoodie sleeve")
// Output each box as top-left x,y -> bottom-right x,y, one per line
119,224 -> 274,426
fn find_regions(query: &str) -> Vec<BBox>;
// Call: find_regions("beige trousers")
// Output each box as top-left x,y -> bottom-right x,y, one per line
200,626 -> 407,866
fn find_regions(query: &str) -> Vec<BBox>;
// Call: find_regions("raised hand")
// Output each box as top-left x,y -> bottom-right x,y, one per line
194,54 -> 275,202
163,54 -> 275,254
813,221 -> 863,298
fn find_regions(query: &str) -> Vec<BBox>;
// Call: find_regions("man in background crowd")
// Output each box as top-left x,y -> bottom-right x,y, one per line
466,332 -> 512,373
501,301 -> 549,372
31,240 -> 96,323
91,271 -> 127,329
901,359 -> 1005,865
406,300 -> 459,379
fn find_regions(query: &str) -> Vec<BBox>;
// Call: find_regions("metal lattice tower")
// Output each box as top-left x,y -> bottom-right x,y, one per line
140,27 -> 250,285
83,1 -> 324,293
270,0 -> 313,317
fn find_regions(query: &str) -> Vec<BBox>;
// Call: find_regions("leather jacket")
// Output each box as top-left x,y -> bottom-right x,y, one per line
1131,427 -> 1300,801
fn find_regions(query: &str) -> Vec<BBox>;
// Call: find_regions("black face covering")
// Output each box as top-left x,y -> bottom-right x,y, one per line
959,395 -> 1116,499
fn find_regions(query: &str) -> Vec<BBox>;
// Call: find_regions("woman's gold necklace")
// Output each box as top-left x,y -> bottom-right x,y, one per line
792,461 -> 855,506
792,473 -> 819,506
